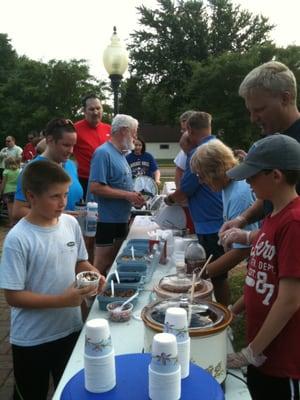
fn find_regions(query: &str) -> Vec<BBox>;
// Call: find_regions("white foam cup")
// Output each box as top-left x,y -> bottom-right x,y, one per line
85,318 -> 110,344
149,364 -> 181,400
164,308 -> 188,337
152,333 -> 177,360
84,351 -> 116,393
177,338 -> 190,379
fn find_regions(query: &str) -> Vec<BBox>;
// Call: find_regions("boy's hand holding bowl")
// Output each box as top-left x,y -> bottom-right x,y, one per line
76,271 -> 104,296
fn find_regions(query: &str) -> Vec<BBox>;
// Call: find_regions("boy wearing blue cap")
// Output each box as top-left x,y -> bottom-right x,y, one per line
225,134 -> 300,399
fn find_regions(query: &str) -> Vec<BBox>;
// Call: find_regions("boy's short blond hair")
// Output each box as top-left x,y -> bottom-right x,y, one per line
190,139 -> 238,185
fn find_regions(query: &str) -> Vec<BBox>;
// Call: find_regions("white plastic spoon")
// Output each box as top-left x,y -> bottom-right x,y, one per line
115,291 -> 139,313
115,270 -> 121,284
131,246 -> 135,260
110,280 -> 115,297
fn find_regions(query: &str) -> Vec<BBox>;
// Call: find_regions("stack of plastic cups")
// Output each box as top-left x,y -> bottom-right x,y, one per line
172,251 -> 186,276
149,332 -> 181,400
164,307 -> 190,379
161,230 -> 174,259
174,237 -> 185,253
84,318 -> 116,393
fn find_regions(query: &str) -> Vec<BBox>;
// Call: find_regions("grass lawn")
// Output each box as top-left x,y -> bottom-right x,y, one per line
157,159 -> 174,166
229,263 -> 247,351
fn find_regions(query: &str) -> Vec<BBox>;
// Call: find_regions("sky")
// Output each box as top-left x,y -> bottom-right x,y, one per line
1,0 -> 299,82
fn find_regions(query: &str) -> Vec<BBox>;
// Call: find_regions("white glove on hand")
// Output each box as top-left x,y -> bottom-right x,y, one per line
227,344 -> 267,369
219,228 -> 250,251
219,215 -> 246,235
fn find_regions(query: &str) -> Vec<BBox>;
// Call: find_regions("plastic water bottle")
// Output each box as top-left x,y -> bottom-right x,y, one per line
85,202 -> 98,237
75,199 -> 86,233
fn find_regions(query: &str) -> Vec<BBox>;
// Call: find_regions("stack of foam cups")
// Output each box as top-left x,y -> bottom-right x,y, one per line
149,332 -> 181,400
164,307 -> 190,379
84,318 -> 116,393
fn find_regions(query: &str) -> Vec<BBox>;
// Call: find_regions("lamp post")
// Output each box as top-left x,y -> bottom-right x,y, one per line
103,26 -> 129,116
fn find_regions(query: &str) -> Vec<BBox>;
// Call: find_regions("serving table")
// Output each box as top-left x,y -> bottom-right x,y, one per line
53,216 -> 250,400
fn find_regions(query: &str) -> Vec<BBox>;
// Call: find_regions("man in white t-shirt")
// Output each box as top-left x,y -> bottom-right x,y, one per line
174,111 -> 196,188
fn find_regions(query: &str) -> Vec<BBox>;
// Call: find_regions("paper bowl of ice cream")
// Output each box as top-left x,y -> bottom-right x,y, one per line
76,271 -> 100,295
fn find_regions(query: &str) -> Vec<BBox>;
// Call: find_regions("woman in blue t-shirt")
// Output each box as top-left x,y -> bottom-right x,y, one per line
13,118 -> 83,221
126,137 -> 161,185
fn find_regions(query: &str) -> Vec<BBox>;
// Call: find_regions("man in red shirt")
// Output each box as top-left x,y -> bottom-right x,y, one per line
74,94 -> 111,197
22,132 -> 37,162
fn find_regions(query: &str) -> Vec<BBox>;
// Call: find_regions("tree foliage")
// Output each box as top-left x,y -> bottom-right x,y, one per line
183,44 -> 300,148
208,0 -> 273,55
122,0 -> 300,149
0,34 -> 110,145
128,0 -> 273,90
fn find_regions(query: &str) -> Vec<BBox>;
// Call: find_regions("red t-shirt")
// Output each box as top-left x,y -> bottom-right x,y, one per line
245,197 -> 300,378
73,119 -> 111,179
22,143 -> 36,162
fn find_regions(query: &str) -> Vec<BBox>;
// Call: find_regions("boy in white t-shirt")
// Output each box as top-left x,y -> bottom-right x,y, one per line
0,160 -> 105,400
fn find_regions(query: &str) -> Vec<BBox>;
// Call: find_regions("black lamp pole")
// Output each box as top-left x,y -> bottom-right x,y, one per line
109,74 -> 122,116
103,26 -> 128,116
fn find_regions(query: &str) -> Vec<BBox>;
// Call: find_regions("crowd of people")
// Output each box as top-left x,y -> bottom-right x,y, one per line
0,59 -> 299,399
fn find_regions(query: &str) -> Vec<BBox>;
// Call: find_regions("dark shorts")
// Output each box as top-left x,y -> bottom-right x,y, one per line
197,232 -> 227,281
79,177 -> 88,199
95,222 -> 128,246
12,331 -> 79,400
247,365 -> 300,400
2,192 -> 15,203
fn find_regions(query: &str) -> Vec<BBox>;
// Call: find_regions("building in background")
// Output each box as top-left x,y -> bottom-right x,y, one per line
139,124 -> 181,160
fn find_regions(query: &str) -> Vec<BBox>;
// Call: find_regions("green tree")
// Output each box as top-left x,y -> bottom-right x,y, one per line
209,0 -> 273,55
183,44 -> 300,149
0,35 -> 110,145
119,77 -> 144,120
0,33 -> 17,83
124,0 -> 274,123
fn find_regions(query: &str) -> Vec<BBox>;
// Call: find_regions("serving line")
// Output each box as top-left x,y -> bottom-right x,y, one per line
53,216 -> 250,400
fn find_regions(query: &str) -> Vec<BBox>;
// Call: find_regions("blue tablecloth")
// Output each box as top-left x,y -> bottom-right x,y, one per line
61,353 -> 224,400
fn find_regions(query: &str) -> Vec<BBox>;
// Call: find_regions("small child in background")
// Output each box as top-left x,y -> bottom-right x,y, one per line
0,156 -> 21,226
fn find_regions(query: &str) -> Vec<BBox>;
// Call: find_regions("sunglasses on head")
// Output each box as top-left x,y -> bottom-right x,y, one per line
53,118 -> 75,129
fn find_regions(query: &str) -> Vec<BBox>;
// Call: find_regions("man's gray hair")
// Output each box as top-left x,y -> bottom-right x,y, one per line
111,114 -> 138,135
179,110 -> 196,123
239,61 -> 297,103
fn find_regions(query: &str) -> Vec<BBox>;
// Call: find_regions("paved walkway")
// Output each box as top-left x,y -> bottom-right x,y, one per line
0,287 -> 13,399
0,224 -> 13,400
0,222 -> 54,399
